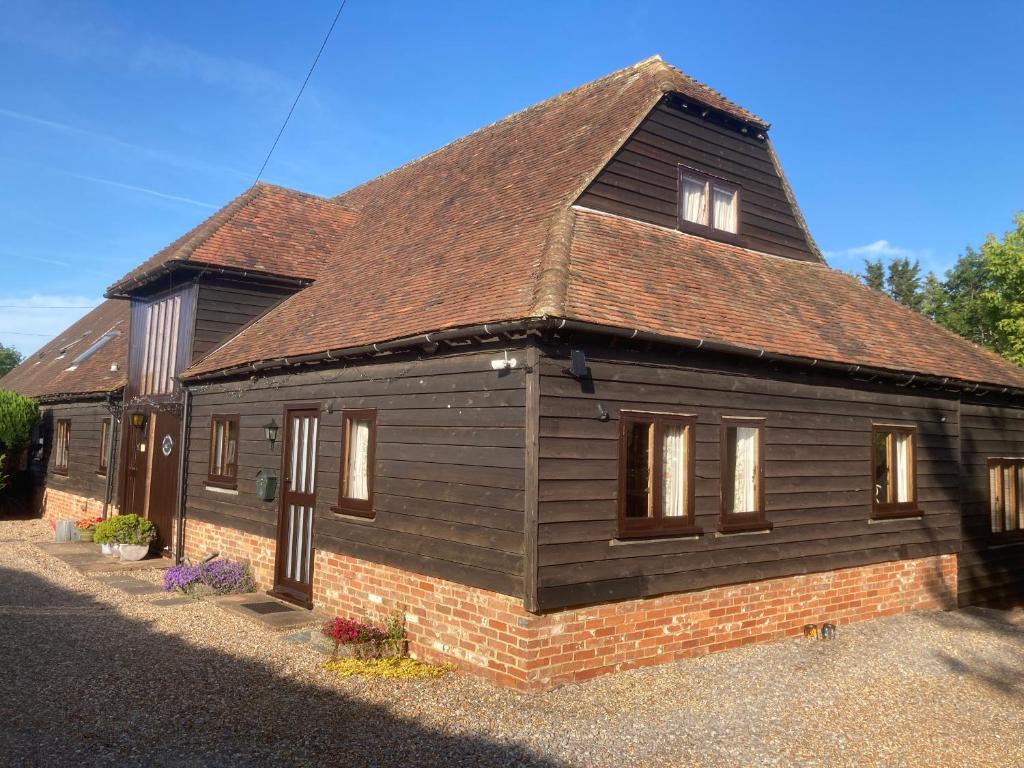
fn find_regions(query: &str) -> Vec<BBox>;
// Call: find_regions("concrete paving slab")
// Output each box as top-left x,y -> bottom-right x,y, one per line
211,593 -> 327,631
152,597 -> 195,607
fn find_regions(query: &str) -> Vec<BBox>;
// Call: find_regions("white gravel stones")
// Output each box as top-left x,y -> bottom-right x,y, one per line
1,518 -> 1022,767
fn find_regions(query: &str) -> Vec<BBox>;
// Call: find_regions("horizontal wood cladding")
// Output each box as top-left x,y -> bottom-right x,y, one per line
576,100 -> 818,262
535,345 -> 960,611
35,402 -> 114,504
184,349 -> 527,598
958,400 -> 1024,607
190,278 -> 294,363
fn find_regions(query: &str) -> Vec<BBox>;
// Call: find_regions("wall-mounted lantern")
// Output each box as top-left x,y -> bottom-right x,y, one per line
263,419 -> 279,447
129,412 -> 147,429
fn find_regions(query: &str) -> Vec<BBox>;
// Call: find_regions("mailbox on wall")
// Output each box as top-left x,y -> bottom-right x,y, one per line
255,469 -> 278,502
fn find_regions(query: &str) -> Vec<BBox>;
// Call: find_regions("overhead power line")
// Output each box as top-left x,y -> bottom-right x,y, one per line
253,0 -> 349,184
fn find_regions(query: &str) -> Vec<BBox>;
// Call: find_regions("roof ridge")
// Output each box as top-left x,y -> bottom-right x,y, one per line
334,56 -> 667,206
649,59 -> 769,128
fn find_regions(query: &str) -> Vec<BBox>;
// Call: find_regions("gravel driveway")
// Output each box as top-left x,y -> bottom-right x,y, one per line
1,518 -> 1023,767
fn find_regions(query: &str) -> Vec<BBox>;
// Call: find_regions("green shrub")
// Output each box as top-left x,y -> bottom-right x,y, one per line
0,391 -> 38,454
93,514 -> 157,546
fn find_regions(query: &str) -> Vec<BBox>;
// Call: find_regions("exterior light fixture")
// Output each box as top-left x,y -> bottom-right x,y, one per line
129,413 -> 147,429
264,419 -> 279,446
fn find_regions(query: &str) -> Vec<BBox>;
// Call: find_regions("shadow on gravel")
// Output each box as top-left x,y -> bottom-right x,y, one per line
925,608 -> 1024,696
0,565 -> 564,768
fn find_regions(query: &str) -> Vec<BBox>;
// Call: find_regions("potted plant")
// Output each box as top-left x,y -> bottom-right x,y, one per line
113,514 -> 157,561
320,613 -> 408,659
74,516 -> 102,543
93,517 -> 118,555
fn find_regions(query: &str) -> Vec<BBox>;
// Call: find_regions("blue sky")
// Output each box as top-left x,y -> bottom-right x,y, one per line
1,0 -> 1021,354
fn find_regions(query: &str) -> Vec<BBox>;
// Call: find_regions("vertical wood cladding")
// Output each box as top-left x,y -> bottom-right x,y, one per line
191,279 -> 294,363
576,99 -> 818,262
36,401 -> 115,505
535,344 -> 960,611
184,348 -> 527,598
958,400 -> 1024,607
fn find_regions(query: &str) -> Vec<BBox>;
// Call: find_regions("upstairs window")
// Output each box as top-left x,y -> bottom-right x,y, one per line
872,425 -> 918,518
679,166 -> 739,235
98,418 -> 111,475
618,412 -> 699,538
989,458 -> 1024,533
54,419 -> 70,475
138,292 -> 183,396
208,415 -> 239,488
720,417 -> 768,531
335,409 -> 377,517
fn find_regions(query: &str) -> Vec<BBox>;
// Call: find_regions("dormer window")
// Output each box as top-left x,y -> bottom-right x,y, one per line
678,166 -> 739,235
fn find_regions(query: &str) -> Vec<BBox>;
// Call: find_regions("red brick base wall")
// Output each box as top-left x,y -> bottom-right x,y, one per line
40,486 -> 113,522
181,518 -> 957,690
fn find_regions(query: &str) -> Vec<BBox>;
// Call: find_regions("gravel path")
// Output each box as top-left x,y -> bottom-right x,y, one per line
1,518 -> 1022,767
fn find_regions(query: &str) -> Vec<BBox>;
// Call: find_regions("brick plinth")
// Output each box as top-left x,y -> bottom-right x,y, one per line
180,517 -> 957,690
40,486 -> 112,521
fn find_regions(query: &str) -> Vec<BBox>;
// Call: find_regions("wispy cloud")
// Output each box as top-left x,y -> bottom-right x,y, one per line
0,295 -> 101,356
823,239 -> 943,274
0,107 -> 250,180
59,172 -> 217,209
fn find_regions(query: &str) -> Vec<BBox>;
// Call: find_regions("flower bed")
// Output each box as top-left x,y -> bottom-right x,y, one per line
163,558 -> 256,597
321,614 -> 407,660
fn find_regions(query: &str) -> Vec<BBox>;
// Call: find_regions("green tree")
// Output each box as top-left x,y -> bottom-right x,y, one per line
886,257 -> 924,312
0,343 -> 21,378
861,258 -> 886,292
0,390 -> 38,496
935,246 -> 1000,348
981,213 -> 1024,365
920,272 -> 947,321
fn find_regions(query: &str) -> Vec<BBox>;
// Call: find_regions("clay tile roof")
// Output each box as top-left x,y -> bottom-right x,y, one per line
565,208 -> 1024,389
0,300 -> 129,400
182,56 -> 1024,391
106,183 -> 355,295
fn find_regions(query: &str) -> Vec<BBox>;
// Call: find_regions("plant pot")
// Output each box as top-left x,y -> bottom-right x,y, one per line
118,544 -> 150,562
99,543 -> 115,556
78,530 -> 94,543
332,638 -> 408,660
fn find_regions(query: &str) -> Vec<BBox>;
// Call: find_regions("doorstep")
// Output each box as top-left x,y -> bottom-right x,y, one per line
210,593 -> 328,631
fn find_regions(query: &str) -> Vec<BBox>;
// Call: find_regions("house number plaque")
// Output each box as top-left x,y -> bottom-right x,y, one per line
161,435 -> 174,457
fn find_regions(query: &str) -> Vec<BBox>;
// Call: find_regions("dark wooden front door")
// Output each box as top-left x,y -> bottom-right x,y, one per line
146,409 -> 181,554
272,407 -> 320,607
121,415 -> 150,519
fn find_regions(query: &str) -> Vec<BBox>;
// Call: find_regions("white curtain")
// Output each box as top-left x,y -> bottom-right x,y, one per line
732,427 -> 757,514
213,422 -> 225,475
682,177 -> 707,225
346,419 -> 370,500
712,186 -> 737,233
894,433 -> 911,503
662,425 -> 687,517
1006,466 -> 1018,531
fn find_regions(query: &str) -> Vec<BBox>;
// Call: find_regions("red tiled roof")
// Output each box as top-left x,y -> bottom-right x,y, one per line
181,56 -> 1024,391
107,183 -> 355,295
565,208 -> 1024,389
0,300 -> 129,399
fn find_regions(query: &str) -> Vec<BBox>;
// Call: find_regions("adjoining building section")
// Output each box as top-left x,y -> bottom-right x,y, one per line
3,56 -> 1024,689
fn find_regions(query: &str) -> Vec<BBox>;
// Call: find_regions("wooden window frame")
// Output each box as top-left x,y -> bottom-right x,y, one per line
871,424 -> 919,519
617,411 -> 700,539
207,414 -> 240,489
988,457 -> 1024,537
677,164 -> 742,242
333,409 -> 377,518
719,417 -> 769,533
97,418 -> 111,476
53,419 -> 71,476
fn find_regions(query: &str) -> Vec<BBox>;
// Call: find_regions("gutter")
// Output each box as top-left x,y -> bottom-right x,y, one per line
173,387 -> 192,565
180,317 -> 1024,399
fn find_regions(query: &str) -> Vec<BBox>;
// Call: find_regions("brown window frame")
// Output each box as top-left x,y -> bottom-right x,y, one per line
719,417 -> 769,533
207,414 -> 240,489
53,419 -> 71,476
871,424 -> 919,519
988,458 -> 1024,536
333,409 -> 377,518
97,418 -> 112,476
617,412 -> 700,539
677,165 -> 742,241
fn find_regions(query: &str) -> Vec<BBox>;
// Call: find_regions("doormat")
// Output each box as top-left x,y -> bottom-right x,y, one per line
240,601 -> 296,615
